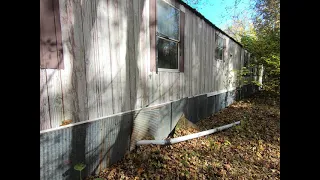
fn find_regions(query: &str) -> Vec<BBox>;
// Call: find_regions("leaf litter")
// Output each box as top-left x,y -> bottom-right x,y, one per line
87,91 -> 280,180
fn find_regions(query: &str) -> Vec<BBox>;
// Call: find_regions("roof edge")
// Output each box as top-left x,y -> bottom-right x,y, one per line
177,0 -> 244,48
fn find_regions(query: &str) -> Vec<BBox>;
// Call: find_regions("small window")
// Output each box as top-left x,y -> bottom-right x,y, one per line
157,0 -> 180,70
215,33 -> 225,61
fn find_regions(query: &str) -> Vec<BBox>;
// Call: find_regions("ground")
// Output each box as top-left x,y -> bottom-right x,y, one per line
87,91 -> 280,180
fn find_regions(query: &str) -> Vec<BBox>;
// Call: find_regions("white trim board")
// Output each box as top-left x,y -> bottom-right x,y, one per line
40,87 -> 237,134
207,87 -> 237,97
40,99 -> 183,134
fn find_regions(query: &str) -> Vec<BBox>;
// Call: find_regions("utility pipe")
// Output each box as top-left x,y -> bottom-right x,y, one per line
136,121 -> 241,146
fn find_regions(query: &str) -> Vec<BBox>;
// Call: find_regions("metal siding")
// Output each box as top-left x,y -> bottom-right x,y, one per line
156,104 -> 172,140
207,95 -> 215,116
40,0 -> 255,131
109,114 -> 133,165
155,98 -> 188,140
197,95 -> 207,120
186,96 -> 198,123
221,92 -> 226,109
130,108 -> 160,150
149,0 -> 156,72
40,0 -> 260,178
40,87 -> 253,179
215,94 -> 222,113
85,119 -> 101,176
171,98 -> 188,129
179,11 -> 185,72
40,128 -> 72,180
40,115 -> 134,180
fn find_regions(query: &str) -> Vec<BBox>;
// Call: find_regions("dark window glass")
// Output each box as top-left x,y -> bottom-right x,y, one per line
157,0 -> 179,40
157,37 -> 178,69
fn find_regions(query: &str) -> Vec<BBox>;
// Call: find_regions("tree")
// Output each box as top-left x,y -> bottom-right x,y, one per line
225,0 -> 280,94
249,0 -> 280,94
183,0 -> 214,11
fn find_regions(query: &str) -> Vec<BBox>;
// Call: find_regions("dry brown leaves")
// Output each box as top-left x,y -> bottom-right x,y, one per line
87,92 -> 280,180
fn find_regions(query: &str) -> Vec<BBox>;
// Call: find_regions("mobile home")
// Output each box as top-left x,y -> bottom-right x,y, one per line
40,0 -> 258,179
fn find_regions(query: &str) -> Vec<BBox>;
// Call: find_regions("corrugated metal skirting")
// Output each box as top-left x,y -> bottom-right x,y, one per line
40,85 -> 255,179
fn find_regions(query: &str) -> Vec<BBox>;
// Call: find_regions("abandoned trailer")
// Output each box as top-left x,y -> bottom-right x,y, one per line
40,0 -> 261,179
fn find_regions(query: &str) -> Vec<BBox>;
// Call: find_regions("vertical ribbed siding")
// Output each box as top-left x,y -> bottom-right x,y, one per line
40,128 -> 72,180
186,96 -> 197,123
130,108 -> 160,150
40,0 -> 259,132
130,98 -> 188,145
40,114 -> 134,180
207,96 -> 215,116
110,113 -> 133,165
156,104 -> 171,140
198,95 -> 207,120
40,133 -> 46,179
108,116 -> 119,166
85,120 -> 101,176
171,98 -> 188,129
215,93 -> 222,113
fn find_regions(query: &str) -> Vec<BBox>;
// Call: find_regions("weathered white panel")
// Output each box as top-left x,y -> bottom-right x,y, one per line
141,0 -> 149,107
203,23 -> 208,93
64,0 -> 89,122
46,69 -> 64,128
168,72 -> 174,100
148,72 -> 160,106
191,15 -> 199,95
179,72 -> 184,99
200,20 -> 206,94
40,69 -> 51,130
195,17 -> 202,95
118,0 -> 131,112
208,26 -> 213,92
82,0 -> 104,119
40,0 -> 252,131
172,72 -> 180,101
125,0 -> 137,111
223,38 -> 230,90
110,0 -> 122,114
184,9 -> 191,98
159,71 -> 170,103
58,0 -> 75,123
133,0 -> 142,109
99,0 -> 114,116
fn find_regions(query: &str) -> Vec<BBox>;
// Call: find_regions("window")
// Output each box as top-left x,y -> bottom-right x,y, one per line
156,0 -> 180,70
150,0 -> 185,72
40,0 -> 64,69
215,33 -> 225,61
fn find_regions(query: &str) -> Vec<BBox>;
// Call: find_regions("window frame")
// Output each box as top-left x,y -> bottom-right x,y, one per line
215,33 -> 226,61
40,0 -> 64,69
156,0 -> 181,72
